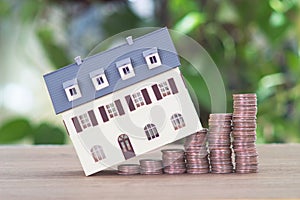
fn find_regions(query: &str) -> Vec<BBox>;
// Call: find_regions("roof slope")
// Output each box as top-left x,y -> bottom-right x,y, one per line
44,27 -> 180,114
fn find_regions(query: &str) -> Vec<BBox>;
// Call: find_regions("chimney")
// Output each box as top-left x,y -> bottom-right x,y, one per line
126,36 -> 133,45
74,56 -> 82,65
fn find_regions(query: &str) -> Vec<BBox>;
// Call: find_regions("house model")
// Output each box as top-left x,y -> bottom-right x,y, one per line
44,27 -> 202,176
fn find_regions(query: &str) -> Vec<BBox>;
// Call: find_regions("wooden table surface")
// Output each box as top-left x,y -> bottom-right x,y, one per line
1,144 -> 300,199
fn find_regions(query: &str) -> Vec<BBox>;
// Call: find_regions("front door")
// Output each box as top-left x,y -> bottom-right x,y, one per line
118,134 -> 136,160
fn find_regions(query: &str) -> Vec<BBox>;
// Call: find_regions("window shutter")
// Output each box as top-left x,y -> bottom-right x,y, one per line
88,110 -> 98,126
71,117 -> 82,133
151,84 -> 162,100
99,106 -> 109,122
114,99 -> 125,116
63,120 -> 70,136
141,88 -> 152,105
125,95 -> 136,111
168,78 -> 178,94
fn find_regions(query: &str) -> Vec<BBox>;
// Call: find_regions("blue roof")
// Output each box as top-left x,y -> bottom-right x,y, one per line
44,27 -> 181,114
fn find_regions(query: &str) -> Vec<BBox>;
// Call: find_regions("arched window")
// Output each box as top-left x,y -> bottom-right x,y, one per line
91,145 -> 106,162
144,124 -> 159,141
171,113 -> 186,130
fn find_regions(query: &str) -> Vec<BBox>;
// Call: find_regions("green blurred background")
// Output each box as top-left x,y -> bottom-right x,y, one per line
0,0 -> 299,144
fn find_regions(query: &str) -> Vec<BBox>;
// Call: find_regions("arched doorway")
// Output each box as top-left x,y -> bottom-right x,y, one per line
118,134 -> 136,160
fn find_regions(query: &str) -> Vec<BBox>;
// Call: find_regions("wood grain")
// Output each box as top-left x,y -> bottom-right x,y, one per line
0,144 -> 300,199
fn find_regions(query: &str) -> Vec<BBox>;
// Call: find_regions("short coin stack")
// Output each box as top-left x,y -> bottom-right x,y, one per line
208,113 -> 234,173
232,93 -> 259,173
184,129 -> 210,174
117,164 -> 140,175
161,149 -> 186,174
139,159 -> 164,175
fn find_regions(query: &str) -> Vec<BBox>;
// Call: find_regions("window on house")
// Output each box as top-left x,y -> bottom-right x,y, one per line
79,113 -> 92,129
69,88 -> 77,96
158,81 -> 171,97
132,91 -> 145,108
72,111 -> 98,133
91,145 -> 106,162
106,103 -> 118,118
122,66 -> 130,75
63,79 -> 82,102
116,58 -> 135,80
96,76 -> 104,85
149,55 -> 157,64
171,113 -> 186,130
143,48 -> 162,69
90,69 -> 109,91
144,124 -> 159,141
152,78 -> 179,101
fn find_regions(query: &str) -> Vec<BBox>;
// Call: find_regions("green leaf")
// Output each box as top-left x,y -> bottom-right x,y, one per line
37,27 -> 71,69
102,6 -> 141,36
0,0 -> 10,17
216,0 -> 239,24
33,123 -> 66,145
0,118 -> 32,144
19,0 -> 43,23
173,12 -> 206,34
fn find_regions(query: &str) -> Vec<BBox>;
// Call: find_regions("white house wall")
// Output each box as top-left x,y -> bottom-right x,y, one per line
62,68 -> 202,176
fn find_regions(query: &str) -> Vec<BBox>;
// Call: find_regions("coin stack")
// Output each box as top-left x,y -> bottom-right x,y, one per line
208,113 -> 234,173
139,159 -> 164,175
161,149 -> 186,174
232,93 -> 259,173
184,129 -> 210,174
117,164 -> 140,175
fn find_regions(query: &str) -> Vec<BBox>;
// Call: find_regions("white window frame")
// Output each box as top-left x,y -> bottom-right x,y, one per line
91,145 -> 106,162
158,81 -> 171,97
63,79 -> 82,102
144,124 -> 159,140
105,103 -> 118,118
92,74 -> 109,90
132,91 -> 145,108
78,113 -> 92,129
116,58 -> 135,80
143,47 -> 162,69
145,52 -> 162,69
171,113 -> 186,130
90,69 -> 109,91
64,84 -> 82,101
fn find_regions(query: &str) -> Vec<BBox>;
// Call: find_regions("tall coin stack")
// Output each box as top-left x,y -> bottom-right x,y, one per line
232,93 -> 259,173
208,113 -> 234,173
184,129 -> 210,174
139,159 -> 164,175
161,149 -> 186,174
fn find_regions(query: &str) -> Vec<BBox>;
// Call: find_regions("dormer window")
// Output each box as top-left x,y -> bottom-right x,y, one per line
116,58 -> 135,80
63,79 -> 82,102
143,47 -> 162,69
90,68 -> 109,91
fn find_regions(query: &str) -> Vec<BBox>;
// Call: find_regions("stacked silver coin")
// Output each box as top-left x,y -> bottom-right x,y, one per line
139,159 -> 164,175
161,149 -> 186,174
208,113 -> 234,173
184,129 -> 210,174
117,164 -> 140,175
232,93 -> 259,173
